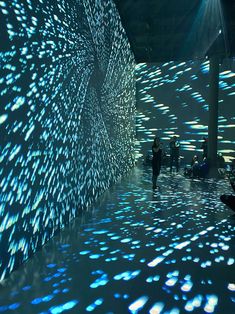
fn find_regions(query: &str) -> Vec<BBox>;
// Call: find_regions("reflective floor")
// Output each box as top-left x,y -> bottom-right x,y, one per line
0,167 -> 235,314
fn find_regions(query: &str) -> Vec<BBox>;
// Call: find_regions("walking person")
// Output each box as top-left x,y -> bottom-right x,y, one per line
152,137 -> 162,190
169,136 -> 180,173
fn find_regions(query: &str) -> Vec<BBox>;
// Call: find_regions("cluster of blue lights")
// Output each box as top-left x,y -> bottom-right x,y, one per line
0,0 -> 135,280
0,168 -> 234,313
135,61 -> 235,162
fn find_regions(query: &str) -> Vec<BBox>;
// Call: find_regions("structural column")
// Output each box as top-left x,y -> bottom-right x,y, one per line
208,56 -> 220,175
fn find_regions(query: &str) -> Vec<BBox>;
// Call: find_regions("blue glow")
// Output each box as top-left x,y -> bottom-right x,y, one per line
114,270 -> 141,281
0,0 -> 135,280
86,298 -> 104,312
0,167 -> 234,313
135,60 -> 235,163
204,295 -> 218,313
149,302 -> 165,314
8,303 -> 20,310
128,296 -> 149,313
49,300 -> 79,314
148,256 -> 165,267
90,274 -> 109,289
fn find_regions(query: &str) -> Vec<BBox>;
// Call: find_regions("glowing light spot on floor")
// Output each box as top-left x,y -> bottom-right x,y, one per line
8,303 -> 20,310
121,238 -> 132,243
114,270 -> 141,281
148,256 -> 165,267
192,295 -> 203,308
89,254 -> 102,259
79,251 -> 90,255
90,274 -> 109,289
204,295 -> 218,313
166,277 -> 178,287
181,281 -> 193,292
175,241 -> 190,250
128,296 -> 149,313
49,300 -> 79,314
149,302 -> 165,314
86,298 -> 104,312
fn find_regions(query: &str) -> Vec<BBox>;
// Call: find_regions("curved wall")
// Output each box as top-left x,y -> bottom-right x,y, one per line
0,0 -> 136,279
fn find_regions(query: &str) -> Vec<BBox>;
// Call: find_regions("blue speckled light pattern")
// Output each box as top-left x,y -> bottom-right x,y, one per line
135,61 -> 235,163
0,167 -> 234,313
0,0 -> 136,280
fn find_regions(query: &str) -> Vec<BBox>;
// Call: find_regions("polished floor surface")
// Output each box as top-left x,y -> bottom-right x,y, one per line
0,167 -> 235,314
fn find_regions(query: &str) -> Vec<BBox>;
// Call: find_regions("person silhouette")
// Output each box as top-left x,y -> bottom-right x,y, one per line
169,136 -> 180,173
152,137 -> 162,190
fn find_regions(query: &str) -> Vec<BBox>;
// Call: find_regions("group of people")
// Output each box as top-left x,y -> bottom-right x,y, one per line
150,135 -> 235,213
184,155 -> 209,178
151,135 -> 231,186
151,135 -> 203,188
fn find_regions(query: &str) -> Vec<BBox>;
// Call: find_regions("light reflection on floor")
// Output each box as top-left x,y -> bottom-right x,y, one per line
0,167 -> 235,314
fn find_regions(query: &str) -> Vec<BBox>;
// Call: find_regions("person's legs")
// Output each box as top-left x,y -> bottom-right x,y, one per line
170,155 -> 173,172
192,164 -> 200,177
152,163 -> 157,189
152,163 -> 160,189
152,174 -> 157,189
172,155 -> 179,172
175,156 -> 179,172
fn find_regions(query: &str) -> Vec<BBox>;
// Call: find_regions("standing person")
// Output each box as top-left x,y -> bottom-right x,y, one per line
169,136 -> 180,173
201,137 -> 208,159
152,137 -> 162,190
217,153 -> 226,177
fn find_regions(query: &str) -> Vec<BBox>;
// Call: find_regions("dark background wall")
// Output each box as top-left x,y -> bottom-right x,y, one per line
0,0 -> 136,280
135,59 -> 235,164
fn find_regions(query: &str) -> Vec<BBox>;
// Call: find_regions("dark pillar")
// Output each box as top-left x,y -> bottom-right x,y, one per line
208,56 -> 220,176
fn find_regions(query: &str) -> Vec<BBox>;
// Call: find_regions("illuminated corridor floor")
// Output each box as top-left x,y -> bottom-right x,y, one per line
0,167 -> 235,314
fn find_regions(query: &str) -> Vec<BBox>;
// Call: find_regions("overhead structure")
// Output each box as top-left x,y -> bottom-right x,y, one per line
114,0 -> 235,62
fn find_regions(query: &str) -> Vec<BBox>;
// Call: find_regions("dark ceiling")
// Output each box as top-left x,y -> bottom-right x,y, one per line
114,0 -> 235,63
